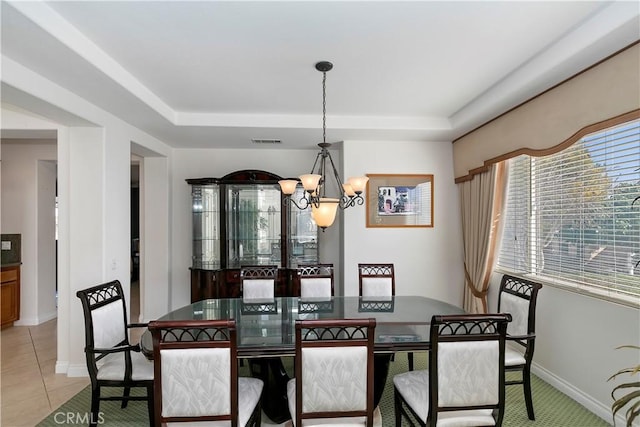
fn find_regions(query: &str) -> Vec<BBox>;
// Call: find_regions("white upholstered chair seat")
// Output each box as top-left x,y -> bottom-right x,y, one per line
393,370 -> 496,427
504,346 -> 526,366
164,377 -> 263,427
96,349 -> 154,381
286,380 -> 382,427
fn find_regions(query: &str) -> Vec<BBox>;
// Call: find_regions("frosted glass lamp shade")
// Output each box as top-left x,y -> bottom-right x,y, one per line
311,198 -> 339,229
342,183 -> 356,197
299,174 -> 322,192
278,180 -> 299,195
348,176 -> 369,194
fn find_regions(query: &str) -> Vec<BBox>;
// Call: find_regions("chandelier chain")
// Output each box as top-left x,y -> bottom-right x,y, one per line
322,71 -> 327,145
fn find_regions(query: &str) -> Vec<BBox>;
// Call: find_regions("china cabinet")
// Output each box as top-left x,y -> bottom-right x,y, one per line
187,170 -> 318,301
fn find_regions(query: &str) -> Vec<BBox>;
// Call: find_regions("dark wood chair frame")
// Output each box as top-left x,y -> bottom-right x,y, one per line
294,318 -> 377,427
357,263 -> 396,296
498,274 -> 543,420
239,265 -> 278,297
394,313 -> 511,427
296,263 -> 335,297
76,280 -> 154,427
358,263 -> 413,370
148,319 -> 262,427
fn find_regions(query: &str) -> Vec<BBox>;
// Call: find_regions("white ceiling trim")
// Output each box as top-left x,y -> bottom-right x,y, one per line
451,1 -> 640,134
7,0 -> 175,123
174,112 -> 451,131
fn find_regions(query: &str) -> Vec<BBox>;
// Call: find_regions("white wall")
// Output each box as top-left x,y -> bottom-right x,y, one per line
342,140 -> 465,305
65,127 -> 106,374
2,57 -> 173,374
37,160 -> 57,322
140,156 -> 171,321
487,272 -> 640,425
1,140 -> 57,325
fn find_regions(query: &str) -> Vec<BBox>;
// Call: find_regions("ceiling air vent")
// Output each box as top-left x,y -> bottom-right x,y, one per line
251,138 -> 282,144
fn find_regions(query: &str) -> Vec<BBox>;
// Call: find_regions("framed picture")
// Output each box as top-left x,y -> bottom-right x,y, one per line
366,174 -> 434,228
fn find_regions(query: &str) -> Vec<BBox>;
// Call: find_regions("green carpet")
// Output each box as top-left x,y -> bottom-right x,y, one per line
37,353 -> 609,426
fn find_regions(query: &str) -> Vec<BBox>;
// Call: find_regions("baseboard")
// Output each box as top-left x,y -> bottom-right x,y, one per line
14,317 -> 37,326
56,360 -> 90,378
66,363 -> 89,378
55,360 -> 69,375
532,362 -> 625,426
38,310 -> 58,323
14,310 -> 57,326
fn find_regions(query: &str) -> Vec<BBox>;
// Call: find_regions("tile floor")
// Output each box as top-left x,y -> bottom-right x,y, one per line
0,282 -> 143,427
1,318 -> 90,427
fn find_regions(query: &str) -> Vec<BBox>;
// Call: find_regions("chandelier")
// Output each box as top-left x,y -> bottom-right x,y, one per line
279,61 -> 368,230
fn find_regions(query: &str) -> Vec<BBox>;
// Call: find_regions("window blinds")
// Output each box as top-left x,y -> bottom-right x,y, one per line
498,120 -> 640,300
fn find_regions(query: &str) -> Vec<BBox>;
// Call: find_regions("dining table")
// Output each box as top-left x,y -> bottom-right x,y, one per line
140,295 -> 464,422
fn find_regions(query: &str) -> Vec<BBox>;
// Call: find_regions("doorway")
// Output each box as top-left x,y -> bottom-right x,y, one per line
130,162 -> 141,322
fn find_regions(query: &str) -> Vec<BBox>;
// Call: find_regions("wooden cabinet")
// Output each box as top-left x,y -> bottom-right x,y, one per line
188,170 -> 318,302
1,265 -> 20,328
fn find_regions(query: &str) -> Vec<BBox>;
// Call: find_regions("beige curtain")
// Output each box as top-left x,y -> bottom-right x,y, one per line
459,162 -> 507,313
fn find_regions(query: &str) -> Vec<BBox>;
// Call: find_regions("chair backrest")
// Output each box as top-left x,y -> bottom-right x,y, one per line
148,319 -> 239,425
358,263 -> 395,298
76,280 -> 130,383
497,275 -> 542,340
297,264 -> 334,299
294,318 -> 376,426
240,265 -> 278,300
429,314 -> 511,426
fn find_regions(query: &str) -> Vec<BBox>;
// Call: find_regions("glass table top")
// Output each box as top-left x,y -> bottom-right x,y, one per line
140,296 -> 464,357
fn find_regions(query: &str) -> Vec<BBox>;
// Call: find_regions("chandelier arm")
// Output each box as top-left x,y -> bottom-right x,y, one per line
325,148 -> 346,196
309,150 -> 323,175
317,149 -> 327,198
283,194 -> 311,210
338,194 -> 365,210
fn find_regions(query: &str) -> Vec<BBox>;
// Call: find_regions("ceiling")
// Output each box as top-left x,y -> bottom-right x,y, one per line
1,1 -> 638,149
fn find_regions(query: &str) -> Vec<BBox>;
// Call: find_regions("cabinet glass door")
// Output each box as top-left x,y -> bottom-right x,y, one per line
192,184 -> 220,269
227,185 -> 282,268
288,188 -> 318,267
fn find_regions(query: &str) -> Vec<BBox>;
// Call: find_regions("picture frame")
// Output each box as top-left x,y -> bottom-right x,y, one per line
366,174 -> 434,228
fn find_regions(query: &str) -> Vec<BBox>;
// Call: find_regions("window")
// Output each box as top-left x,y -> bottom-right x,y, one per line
498,120 -> 640,304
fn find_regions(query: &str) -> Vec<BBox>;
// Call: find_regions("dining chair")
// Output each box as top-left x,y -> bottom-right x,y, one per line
358,263 -> 395,298
498,274 -> 543,420
358,263 -> 414,370
240,265 -> 278,300
287,318 -> 382,426
76,280 -> 155,427
297,263 -> 334,298
148,319 -> 263,426
393,313 -> 512,427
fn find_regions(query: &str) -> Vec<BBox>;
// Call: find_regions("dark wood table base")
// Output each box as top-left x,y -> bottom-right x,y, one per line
248,354 -> 392,423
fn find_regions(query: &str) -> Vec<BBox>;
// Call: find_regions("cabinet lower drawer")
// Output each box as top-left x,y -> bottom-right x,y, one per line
226,269 -> 240,283
0,265 -> 20,327
1,269 -> 17,283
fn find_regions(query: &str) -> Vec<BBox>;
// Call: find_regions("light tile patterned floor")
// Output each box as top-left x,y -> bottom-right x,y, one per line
1,319 -> 90,427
